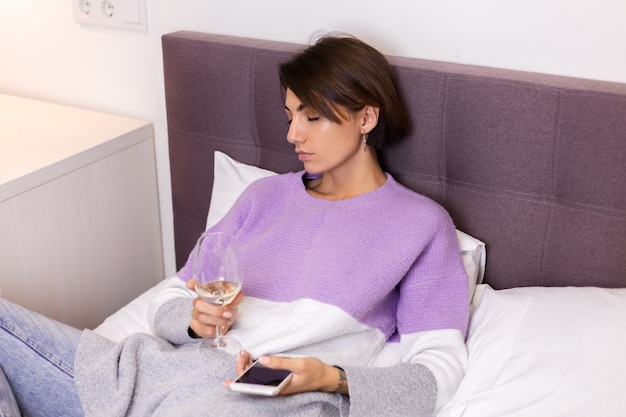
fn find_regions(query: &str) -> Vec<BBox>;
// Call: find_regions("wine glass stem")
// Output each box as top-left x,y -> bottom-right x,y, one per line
212,325 -> 226,347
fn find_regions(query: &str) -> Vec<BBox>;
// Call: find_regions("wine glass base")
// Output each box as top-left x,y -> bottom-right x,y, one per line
197,336 -> 242,355
211,338 -> 227,348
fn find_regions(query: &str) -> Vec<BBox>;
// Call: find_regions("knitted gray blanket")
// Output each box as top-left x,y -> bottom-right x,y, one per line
74,331 -> 348,417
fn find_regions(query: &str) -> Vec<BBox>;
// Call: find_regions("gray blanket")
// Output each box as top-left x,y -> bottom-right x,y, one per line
75,331 -> 349,417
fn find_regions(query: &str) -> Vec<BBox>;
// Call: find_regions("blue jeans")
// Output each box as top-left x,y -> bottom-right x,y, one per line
0,298 -> 84,417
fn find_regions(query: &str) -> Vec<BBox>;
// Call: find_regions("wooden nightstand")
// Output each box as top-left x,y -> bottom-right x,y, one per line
0,94 -> 164,329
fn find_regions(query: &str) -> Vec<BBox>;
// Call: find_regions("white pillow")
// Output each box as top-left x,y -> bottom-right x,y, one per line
206,151 -> 278,229
456,229 -> 486,299
438,284 -> 626,417
207,151 -> 486,300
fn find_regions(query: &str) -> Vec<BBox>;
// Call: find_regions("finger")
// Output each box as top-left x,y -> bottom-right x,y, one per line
258,355 -> 297,372
236,350 -> 253,374
222,293 -> 243,324
193,297 -> 226,318
224,350 -> 253,387
189,318 -> 214,338
191,319 -> 234,338
190,303 -> 233,336
186,279 -> 197,291
226,291 -> 245,309
192,309 -> 233,328
193,296 -> 238,327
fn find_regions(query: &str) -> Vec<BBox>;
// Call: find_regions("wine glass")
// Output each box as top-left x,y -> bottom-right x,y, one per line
192,231 -> 243,351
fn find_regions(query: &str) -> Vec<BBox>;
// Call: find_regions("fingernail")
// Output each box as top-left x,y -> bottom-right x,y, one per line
223,311 -> 233,319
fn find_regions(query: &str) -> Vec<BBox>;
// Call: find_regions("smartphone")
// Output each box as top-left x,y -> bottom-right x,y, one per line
229,359 -> 293,396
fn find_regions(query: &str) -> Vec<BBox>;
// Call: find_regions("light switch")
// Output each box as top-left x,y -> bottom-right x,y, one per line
119,0 -> 140,24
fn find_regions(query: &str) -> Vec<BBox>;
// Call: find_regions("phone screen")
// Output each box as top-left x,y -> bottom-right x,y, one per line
237,362 -> 292,386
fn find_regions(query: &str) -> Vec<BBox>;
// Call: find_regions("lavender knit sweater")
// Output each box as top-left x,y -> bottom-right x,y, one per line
75,172 -> 468,417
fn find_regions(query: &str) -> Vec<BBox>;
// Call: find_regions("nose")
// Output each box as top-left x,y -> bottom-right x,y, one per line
286,118 -> 303,145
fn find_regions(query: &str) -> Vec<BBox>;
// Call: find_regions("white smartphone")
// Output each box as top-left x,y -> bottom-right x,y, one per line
229,359 -> 293,396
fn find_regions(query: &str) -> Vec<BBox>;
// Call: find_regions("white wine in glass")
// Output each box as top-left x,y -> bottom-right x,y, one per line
194,280 -> 241,307
192,232 -> 243,350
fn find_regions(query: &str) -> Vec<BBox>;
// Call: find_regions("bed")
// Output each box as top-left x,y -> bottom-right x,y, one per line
94,31 -> 626,416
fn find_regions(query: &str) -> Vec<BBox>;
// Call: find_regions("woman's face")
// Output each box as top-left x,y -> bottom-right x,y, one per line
284,89 -> 365,176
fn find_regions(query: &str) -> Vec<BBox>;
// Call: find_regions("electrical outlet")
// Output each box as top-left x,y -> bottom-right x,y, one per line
72,0 -> 148,32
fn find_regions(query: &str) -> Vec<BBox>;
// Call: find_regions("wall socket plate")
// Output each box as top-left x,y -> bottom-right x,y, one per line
72,0 -> 148,32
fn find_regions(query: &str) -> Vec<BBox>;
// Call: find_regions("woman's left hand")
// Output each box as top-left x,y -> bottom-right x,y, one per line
223,350 -> 348,396
186,278 -> 244,338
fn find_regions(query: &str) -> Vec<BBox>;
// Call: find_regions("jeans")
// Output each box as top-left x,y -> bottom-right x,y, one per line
0,298 -> 84,417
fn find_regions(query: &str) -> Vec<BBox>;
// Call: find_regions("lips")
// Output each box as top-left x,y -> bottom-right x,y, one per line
297,151 -> 313,161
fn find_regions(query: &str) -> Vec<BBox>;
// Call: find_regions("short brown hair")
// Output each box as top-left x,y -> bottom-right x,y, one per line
278,34 -> 411,148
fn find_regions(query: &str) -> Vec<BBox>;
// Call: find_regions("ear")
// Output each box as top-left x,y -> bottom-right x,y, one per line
361,105 -> 379,134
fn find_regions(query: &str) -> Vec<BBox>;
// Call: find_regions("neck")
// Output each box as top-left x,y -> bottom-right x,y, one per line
305,149 -> 387,200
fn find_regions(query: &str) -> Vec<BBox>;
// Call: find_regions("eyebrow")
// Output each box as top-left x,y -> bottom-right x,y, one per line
284,103 -> 307,112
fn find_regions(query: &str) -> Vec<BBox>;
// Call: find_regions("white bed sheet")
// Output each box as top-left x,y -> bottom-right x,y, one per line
92,278 -> 169,343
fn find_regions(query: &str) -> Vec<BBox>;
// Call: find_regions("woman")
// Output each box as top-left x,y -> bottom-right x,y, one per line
0,34 -> 468,417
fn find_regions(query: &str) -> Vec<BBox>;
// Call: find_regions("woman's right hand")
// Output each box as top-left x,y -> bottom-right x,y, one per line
186,278 -> 245,338
224,350 -> 348,396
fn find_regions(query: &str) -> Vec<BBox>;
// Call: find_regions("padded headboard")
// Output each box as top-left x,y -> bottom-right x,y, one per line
163,31 -> 626,289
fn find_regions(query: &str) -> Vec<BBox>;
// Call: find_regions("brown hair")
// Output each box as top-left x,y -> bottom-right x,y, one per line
278,34 -> 411,149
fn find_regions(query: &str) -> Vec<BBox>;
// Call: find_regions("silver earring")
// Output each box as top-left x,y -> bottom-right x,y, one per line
362,134 -> 368,152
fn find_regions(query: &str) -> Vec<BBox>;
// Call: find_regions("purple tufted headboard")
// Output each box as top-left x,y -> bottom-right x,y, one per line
162,31 -> 626,289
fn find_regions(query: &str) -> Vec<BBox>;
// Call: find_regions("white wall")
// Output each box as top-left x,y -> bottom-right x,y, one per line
2,0 -> 625,276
